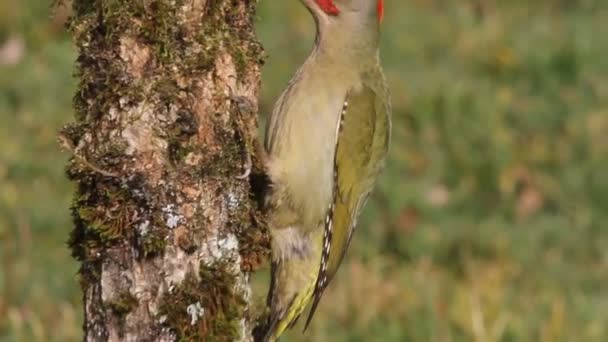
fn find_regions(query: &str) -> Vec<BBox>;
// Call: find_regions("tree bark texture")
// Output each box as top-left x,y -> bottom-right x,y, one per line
61,1 -> 267,341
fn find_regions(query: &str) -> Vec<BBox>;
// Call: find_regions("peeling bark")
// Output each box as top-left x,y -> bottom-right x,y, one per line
61,1 -> 268,341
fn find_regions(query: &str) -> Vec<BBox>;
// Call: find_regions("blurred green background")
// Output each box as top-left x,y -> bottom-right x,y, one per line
2,0 -> 608,341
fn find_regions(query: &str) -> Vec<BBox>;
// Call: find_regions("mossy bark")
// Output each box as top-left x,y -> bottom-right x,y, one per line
61,1 -> 268,341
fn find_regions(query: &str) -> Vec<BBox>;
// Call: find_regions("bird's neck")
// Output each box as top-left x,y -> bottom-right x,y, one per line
311,19 -> 380,71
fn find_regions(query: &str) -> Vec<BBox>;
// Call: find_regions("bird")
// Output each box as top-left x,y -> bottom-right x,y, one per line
261,0 -> 391,340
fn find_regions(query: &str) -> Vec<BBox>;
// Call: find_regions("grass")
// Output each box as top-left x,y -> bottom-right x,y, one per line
1,0 -> 608,341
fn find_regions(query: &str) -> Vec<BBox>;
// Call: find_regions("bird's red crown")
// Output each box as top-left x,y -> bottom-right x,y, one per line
314,0 -> 385,23
315,0 -> 340,15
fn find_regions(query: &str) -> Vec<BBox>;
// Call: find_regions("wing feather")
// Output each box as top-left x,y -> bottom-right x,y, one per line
304,76 -> 390,330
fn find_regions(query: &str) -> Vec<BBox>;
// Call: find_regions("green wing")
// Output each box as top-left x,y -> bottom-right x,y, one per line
304,75 -> 391,329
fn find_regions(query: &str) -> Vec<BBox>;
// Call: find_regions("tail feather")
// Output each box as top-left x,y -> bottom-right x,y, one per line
264,287 -> 315,341
263,258 -> 318,341
264,292 -> 296,342
264,226 -> 324,340
302,294 -> 323,332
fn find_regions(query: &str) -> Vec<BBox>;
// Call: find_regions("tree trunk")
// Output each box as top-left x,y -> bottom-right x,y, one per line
61,0 -> 267,341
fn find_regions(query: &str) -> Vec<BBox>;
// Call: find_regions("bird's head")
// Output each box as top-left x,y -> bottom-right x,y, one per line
302,0 -> 384,25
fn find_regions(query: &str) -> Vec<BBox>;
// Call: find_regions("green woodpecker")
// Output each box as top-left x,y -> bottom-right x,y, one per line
263,0 -> 390,340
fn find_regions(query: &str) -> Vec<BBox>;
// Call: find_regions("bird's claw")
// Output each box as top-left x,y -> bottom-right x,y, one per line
236,151 -> 252,180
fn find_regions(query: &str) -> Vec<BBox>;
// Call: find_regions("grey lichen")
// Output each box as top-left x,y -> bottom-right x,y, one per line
158,262 -> 248,341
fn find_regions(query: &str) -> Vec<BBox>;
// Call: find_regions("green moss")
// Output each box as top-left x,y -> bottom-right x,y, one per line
67,172 -> 165,264
168,141 -> 195,164
74,0 -> 262,79
76,260 -> 103,292
158,263 -> 246,341
140,230 -> 167,257
107,291 -> 139,317
68,0 -> 265,137
76,185 -> 136,242
167,109 -> 199,164
226,32 -> 265,78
